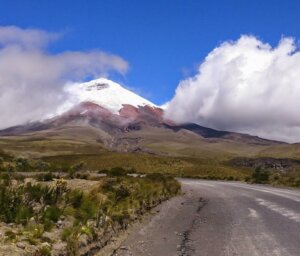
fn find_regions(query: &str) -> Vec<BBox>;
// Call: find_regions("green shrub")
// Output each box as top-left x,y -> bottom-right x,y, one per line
61,227 -> 80,256
80,225 -> 93,236
0,183 -> 23,223
67,190 -> 84,209
4,230 -> 17,241
13,173 -> 26,182
43,219 -> 54,232
34,160 -> 50,172
0,181 -> 69,224
25,223 -> 44,239
107,167 -> 128,177
15,157 -> 31,172
66,235 -> 79,256
226,176 -> 234,181
24,224 -> 44,245
244,176 -> 251,182
61,227 -> 74,241
25,183 -> 56,205
43,206 -> 62,222
146,173 -> 167,181
75,194 -> 98,222
0,167 -> 181,255
75,173 -> 89,179
0,173 -> 12,186
68,162 -> 85,179
114,184 -> 130,202
72,162 -> 84,172
37,245 -> 51,256
252,167 -> 270,184
36,172 -> 55,181
101,178 -> 117,192
111,211 -> 130,226
15,206 -> 32,225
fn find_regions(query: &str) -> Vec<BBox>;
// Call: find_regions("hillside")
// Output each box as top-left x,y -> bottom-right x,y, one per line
0,78 -> 299,181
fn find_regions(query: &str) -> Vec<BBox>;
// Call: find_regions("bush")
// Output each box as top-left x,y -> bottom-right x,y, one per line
244,176 -> 251,182
34,160 -> 50,172
0,180 -> 70,225
66,189 -> 99,222
15,157 -> 31,172
36,172 -> 55,181
67,190 -> 84,209
15,206 -> 33,225
68,162 -> 85,179
2,164 -> 15,173
61,227 -> 80,256
146,173 -> 167,182
107,167 -> 128,177
61,227 -> 75,241
25,183 -> 56,205
72,162 -> 85,172
111,211 -> 130,226
25,223 -> 44,239
0,167 -> 181,255
75,194 -> 98,222
0,183 -> 24,223
66,235 -> 79,256
0,173 -> 12,186
5,230 -> 17,241
252,167 -> 270,184
43,219 -> 54,232
114,184 -> 130,202
13,173 -> 25,182
43,206 -> 62,222
75,173 -> 89,179
37,245 -> 51,256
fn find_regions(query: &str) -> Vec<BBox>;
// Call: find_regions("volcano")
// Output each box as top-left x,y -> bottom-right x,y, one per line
0,78 -> 282,155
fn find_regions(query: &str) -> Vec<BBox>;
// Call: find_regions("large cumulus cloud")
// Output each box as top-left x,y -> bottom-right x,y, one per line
165,35 -> 300,143
0,26 -> 128,129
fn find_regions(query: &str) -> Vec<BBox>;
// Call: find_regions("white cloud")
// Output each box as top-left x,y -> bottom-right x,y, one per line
0,26 -> 59,49
165,35 -> 300,143
0,26 -> 128,129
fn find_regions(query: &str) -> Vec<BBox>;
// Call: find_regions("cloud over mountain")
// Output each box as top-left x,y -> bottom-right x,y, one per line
165,35 -> 300,143
0,26 -> 128,129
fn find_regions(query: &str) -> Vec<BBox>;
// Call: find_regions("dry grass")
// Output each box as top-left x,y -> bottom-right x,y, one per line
1,124 -> 300,180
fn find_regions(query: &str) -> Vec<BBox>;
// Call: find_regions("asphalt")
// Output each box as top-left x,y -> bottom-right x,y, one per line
113,179 -> 300,256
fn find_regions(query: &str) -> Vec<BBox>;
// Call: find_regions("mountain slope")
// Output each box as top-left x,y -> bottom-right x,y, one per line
0,78 -> 287,160
2,78 -> 300,180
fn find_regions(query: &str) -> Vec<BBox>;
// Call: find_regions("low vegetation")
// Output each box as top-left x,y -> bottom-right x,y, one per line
40,153 -> 250,180
232,158 -> 300,187
1,149 -> 300,187
247,167 -> 300,187
0,165 -> 180,255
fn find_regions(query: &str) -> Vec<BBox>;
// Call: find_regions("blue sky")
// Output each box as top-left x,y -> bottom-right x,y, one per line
1,0 -> 300,105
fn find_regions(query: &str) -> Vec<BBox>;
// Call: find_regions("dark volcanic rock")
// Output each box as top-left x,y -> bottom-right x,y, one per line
229,157 -> 300,171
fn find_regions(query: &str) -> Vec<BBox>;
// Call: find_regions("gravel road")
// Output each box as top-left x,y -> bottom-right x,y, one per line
113,179 -> 300,256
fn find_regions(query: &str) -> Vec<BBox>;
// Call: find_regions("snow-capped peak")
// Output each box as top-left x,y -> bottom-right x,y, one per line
56,78 -> 156,115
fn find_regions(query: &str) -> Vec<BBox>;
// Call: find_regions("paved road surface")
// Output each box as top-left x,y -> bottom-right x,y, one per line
114,179 -> 300,256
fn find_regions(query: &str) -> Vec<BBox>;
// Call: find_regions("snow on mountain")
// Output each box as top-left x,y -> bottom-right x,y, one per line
56,78 -> 156,116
